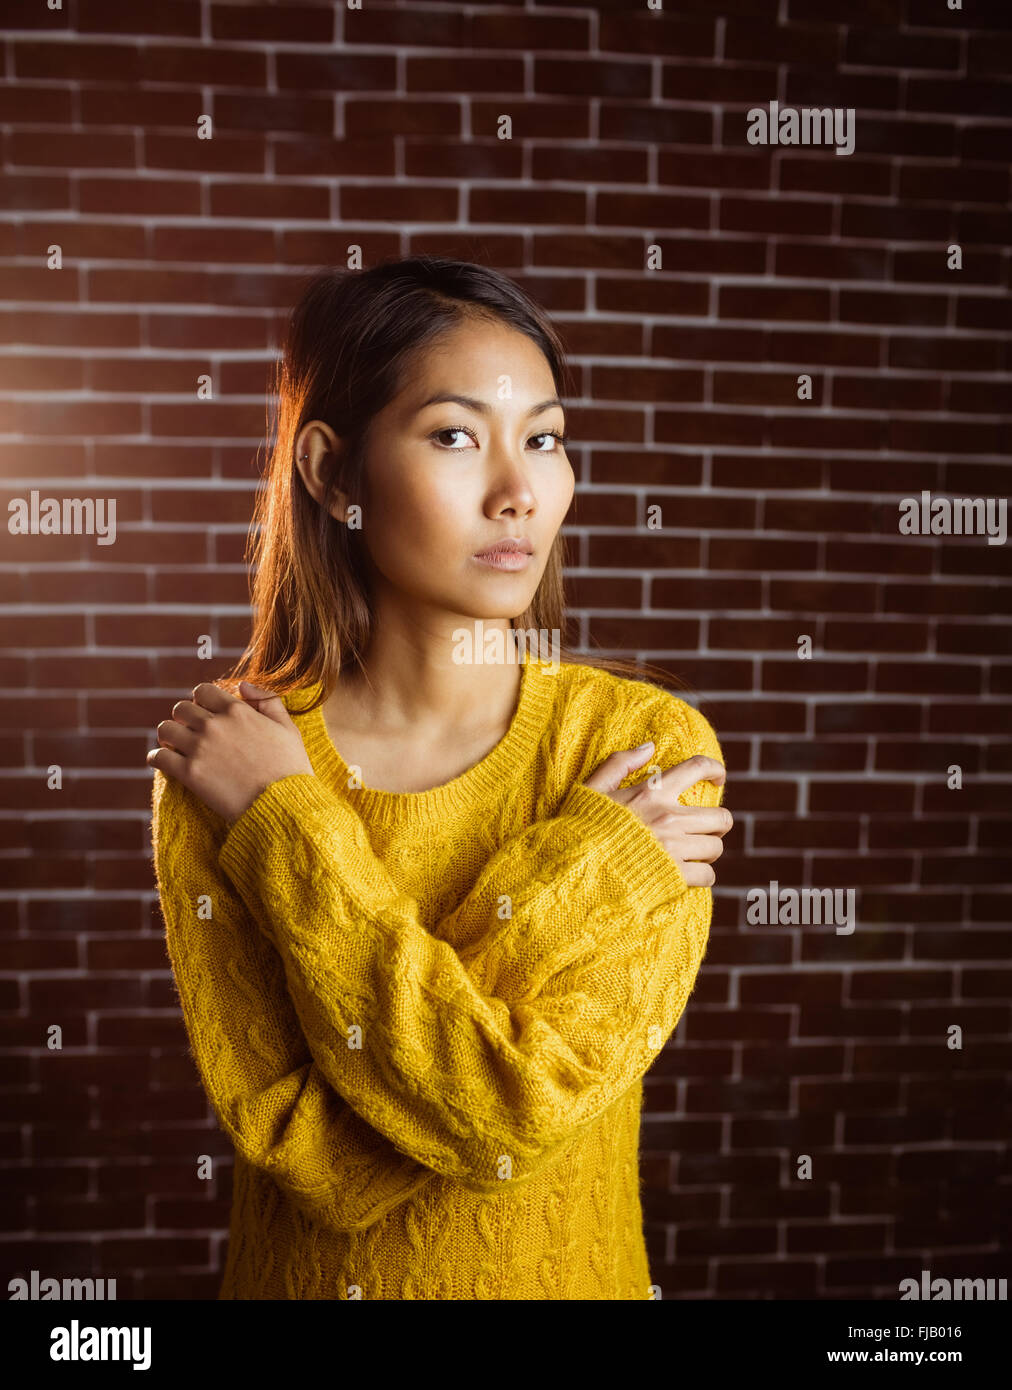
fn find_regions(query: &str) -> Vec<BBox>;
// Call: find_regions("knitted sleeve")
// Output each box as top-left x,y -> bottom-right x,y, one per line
151,767 -> 437,1231
216,691 -> 725,1194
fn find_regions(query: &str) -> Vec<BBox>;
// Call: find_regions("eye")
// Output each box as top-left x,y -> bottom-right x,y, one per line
429,427 -> 570,452
430,427 -> 476,450
531,431 -> 569,451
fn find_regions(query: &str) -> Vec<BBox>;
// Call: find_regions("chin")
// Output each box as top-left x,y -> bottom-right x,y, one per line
455,605 -> 531,623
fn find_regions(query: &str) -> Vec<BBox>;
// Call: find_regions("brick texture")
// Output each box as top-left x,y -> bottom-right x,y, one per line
1,0 -> 1010,1301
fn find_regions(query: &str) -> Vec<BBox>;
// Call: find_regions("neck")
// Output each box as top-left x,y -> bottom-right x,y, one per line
334,602 -> 523,736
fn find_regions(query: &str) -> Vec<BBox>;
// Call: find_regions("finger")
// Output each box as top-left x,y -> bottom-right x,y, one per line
656,755 -> 726,801
146,745 -> 188,780
676,833 -> 725,865
671,806 -> 734,837
191,682 -> 235,714
583,742 -> 655,795
156,718 -> 198,754
238,680 -> 276,701
678,861 -> 716,888
170,699 -> 213,730
238,679 -> 292,727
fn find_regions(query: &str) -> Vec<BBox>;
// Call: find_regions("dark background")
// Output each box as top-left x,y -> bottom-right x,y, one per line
1,0 -> 1009,1299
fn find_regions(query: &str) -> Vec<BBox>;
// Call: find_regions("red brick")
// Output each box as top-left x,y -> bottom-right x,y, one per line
4,0 -> 1008,1302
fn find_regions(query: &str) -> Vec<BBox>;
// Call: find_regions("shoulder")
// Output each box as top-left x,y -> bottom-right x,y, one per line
547,660 -> 724,799
553,659 -> 721,750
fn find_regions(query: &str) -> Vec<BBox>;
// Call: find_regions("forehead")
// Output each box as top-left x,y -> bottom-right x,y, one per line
399,319 -> 556,404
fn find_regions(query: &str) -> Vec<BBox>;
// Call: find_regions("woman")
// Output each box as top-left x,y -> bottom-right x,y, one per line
147,256 -> 733,1300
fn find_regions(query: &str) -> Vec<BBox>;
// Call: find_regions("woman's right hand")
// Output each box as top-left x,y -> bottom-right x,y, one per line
582,742 -> 731,887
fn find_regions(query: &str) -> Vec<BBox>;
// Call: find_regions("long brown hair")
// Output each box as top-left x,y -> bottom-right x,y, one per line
221,256 -> 692,713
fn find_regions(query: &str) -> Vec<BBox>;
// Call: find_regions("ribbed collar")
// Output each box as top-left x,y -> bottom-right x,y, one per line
290,653 -> 563,828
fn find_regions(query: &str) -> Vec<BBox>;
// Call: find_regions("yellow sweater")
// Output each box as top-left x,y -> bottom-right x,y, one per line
150,655 -> 724,1300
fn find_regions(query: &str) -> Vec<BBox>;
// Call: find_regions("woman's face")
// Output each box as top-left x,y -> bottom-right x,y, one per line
345,318 -> 575,624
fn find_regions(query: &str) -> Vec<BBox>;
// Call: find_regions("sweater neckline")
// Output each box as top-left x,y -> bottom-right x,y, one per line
298,653 -> 559,827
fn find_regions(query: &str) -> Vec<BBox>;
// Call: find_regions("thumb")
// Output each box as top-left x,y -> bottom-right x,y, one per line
583,740 -> 655,795
238,680 -> 293,726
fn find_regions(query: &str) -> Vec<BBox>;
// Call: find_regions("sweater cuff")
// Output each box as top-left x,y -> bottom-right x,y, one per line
218,773 -> 397,905
559,780 -> 689,903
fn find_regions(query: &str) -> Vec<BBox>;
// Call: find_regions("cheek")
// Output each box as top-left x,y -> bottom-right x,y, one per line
403,469 -> 466,537
546,464 -> 576,521
364,464 -> 467,565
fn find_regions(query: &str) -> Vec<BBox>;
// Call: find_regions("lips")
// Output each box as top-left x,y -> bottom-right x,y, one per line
473,538 -> 534,558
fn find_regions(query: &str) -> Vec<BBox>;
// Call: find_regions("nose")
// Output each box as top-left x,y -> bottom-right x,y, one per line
483,454 -> 537,520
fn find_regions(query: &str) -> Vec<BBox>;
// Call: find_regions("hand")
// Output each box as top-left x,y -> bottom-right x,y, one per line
146,680 -> 315,824
582,742 -> 731,887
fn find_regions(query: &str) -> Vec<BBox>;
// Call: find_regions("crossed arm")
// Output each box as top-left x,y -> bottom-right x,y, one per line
150,681 -> 728,1230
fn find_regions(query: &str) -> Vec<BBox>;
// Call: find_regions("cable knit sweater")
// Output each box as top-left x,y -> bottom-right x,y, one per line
149,655 -> 725,1300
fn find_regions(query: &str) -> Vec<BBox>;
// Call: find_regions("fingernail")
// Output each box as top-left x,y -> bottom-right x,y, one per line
635,741 -> 654,751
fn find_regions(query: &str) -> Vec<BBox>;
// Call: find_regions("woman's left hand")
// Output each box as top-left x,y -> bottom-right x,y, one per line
146,680 -> 314,823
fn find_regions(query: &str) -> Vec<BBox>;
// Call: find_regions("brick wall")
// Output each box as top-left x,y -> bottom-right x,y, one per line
1,0 -> 1009,1300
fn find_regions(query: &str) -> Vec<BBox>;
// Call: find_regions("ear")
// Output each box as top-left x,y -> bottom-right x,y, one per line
294,421 -> 351,523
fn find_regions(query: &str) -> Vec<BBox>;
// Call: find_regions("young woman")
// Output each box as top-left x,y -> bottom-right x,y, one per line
148,256 -> 732,1300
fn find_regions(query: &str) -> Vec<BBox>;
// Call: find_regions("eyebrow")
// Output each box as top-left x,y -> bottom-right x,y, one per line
416,393 -> 564,419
